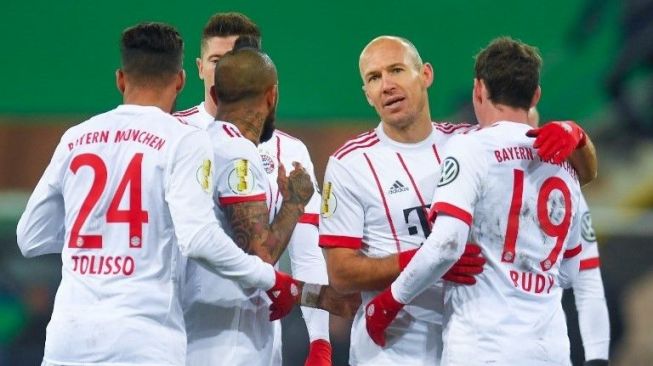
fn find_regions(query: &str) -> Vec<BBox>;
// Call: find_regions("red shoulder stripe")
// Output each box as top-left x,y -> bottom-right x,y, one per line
332,130 -> 376,156
275,130 -> 300,141
222,124 -> 235,138
335,138 -> 380,159
174,107 -> 199,117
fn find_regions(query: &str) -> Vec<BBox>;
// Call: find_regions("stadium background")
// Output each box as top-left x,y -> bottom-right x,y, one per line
1,0 -> 652,365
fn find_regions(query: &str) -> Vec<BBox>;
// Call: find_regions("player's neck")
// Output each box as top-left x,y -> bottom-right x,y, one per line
204,92 -> 218,118
382,115 -> 432,144
122,86 -> 176,114
479,104 -> 530,128
216,105 -> 264,145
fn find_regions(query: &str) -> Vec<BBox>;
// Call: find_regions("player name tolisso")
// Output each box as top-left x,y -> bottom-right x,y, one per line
66,129 -> 167,151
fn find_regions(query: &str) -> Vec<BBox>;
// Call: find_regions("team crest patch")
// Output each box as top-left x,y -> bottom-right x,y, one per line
228,159 -> 255,195
581,212 -> 596,242
321,182 -> 337,218
196,159 -> 213,193
260,153 -> 276,174
437,157 -> 459,187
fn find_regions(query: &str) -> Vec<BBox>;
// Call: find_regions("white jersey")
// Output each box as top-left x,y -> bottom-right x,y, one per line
16,105 -> 238,365
429,121 -> 582,366
182,119 -> 280,366
319,122 -> 473,366
174,102 -> 213,130
573,195 -> 610,361
259,130 -> 330,343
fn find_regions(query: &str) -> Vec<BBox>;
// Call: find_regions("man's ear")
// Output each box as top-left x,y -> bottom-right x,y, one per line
266,84 -> 279,109
530,85 -> 541,108
209,85 -> 218,105
421,62 -> 434,88
116,69 -> 126,94
175,70 -> 186,93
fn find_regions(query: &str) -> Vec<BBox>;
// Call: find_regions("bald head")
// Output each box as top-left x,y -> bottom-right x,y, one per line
359,36 -> 423,77
213,47 -> 277,104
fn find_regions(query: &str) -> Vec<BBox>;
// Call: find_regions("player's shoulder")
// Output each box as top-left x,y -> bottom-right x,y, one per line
273,129 -> 309,151
173,105 -> 200,118
330,128 -> 380,162
207,121 -> 258,155
432,121 -> 477,135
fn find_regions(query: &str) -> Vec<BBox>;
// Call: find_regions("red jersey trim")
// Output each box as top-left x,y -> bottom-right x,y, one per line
432,144 -> 442,164
175,117 -> 189,125
275,129 -> 300,141
563,244 -> 582,259
580,257 -> 600,270
332,130 -> 376,157
298,213 -> 319,227
335,138 -> 380,160
431,202 -> 473,226
364,153 -> 402,252
218,193 -> 267,205
319,235 -> 362,249
173,107 -> 199,117
223,124 -> 235,137
434,122 -> 473,134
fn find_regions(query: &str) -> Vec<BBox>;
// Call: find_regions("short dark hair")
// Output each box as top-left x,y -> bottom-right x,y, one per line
214,48 -> 277,104
120,22 -> 183,86
475,37 -> 542,110
201,13 -> 261,54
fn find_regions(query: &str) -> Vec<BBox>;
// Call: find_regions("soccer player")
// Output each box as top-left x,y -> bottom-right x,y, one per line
365,37 -> 584,366
529,108 -> 611,366
175,13 -> 335,366
320,35 -> 597,366
15,22 -> 299,366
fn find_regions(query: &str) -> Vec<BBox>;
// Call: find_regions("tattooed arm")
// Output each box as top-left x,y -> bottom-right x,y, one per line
224,162 -> 314,264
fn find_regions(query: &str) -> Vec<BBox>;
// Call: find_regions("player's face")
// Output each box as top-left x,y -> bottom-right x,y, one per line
196,35 -> 239,94
360,40 -> 433,129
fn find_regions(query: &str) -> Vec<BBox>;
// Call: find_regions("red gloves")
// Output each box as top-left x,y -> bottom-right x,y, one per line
399,243 -> 486,285
526,120 -> 587,164
442,243 -> 486,284
267,271 -> 300,321
304,339 -> 332,366
365,287 -> 404,347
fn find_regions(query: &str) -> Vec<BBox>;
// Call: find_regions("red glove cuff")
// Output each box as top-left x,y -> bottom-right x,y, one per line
398,249 -> 418,270
306,339 -> 332,365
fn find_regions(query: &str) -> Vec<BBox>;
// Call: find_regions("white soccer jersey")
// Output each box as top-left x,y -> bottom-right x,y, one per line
182,120 -> 280,366
427,121 -> 583,366
573,194 -> 610,361
319,122 -> 473,366
16,105 -> 263,365
174,102 -> 213,130
259,130 -> 330,342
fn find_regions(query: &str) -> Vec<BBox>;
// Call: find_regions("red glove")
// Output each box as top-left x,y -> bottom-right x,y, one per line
526,120 -> 587,164
304,339 -> 332,366
266,271 -> 300,321
398,244 -> 485,285
365,287 -> 404,347
442,243 -> 486,285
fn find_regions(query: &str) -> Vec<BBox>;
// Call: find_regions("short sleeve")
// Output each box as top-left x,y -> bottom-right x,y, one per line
213,139 -> 268,206
428,134 -> 488,226
318,157 -> 365,249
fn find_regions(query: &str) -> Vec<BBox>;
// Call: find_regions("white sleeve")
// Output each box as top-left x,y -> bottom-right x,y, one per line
214,139 -> 268,206
391,215 -> 470,304
16,140 -> 67,257
289,220 -> 330,342
166,130 -> 275,290
573,195 -> 610,360
318,157 -> 365,250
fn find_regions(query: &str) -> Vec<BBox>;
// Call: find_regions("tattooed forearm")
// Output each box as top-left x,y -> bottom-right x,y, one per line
224,201 -> 271,257
224,200 -> 304,264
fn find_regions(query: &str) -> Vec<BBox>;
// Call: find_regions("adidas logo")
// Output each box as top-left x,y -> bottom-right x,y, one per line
389,180 -> 409,194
